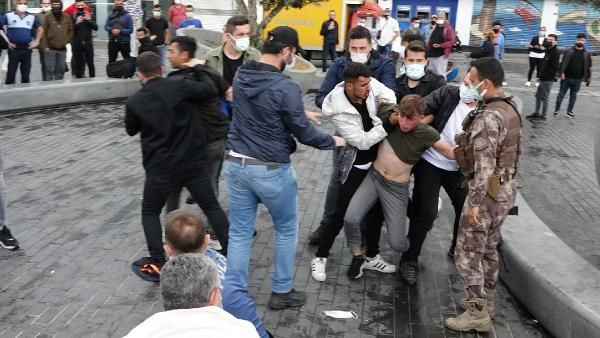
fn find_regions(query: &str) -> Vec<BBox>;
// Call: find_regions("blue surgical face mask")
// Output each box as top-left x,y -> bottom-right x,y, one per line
469,80 -> 487,101
459,83 -> 476,103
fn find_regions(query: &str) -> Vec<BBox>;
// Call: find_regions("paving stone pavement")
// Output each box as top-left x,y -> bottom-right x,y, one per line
0,95 -> 550,337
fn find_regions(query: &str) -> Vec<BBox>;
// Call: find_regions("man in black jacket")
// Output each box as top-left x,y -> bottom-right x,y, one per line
554,33 -> 592,119
396,41 -> 446,101
527,34 -> 559,121
320,10 -> 338,72
125,52 -> 230,283
71,0 -> 97,78
136,27 -> 158,54
399,72 -> 478,286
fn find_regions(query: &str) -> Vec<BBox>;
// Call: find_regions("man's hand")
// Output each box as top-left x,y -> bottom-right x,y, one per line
389,112 -> 399,126
111,28 -> 121,35
8,42 -> 16,50
84,13 -> 92,21
305,110 -> 323,125
467,207 -> 481,227
333,136 -> 347,147
560,73 -> 565,80
43,47 -> 50,54
76,16 -> 84,24
433,43 -> 441,48
225,86 -> 233,102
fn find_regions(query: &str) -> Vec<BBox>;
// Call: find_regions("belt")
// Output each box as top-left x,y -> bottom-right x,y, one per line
225,154 -> 281,170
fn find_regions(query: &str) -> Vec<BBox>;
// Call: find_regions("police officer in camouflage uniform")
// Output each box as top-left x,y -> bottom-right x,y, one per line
444,57 -> 522,333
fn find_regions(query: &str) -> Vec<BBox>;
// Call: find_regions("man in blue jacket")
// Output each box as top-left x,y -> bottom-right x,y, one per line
225,26 -> 346,310
104,0 -> 133,62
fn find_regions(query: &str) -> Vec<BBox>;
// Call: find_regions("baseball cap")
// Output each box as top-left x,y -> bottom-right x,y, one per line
267,26 -> 305,56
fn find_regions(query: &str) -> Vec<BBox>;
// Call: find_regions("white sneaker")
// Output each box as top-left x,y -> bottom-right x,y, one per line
311,257 -> 327,282
364,254 -> 396,273
535,82 -> 540,87
525,81 -> 531,87
502,81 -> 508,86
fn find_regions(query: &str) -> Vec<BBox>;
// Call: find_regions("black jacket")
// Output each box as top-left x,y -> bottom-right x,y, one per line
395,69 -> 446,102
167,65 -> 229,143
423,85 -> 462,133
560,46 -> 592,82
125,75 -> 217,174
470,39 -> 494,59
538,45 -> 560,81
72,13 -> 98,42
528,36 -> 547,54
320,19 -> 338,44
138,37 -> 158,54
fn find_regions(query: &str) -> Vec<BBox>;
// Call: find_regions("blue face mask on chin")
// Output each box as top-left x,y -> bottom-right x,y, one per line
469,80 -> 487,102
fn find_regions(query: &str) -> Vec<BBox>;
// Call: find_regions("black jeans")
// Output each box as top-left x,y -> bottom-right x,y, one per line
142,166 -> 229,264
5,48 -> 32,84
555,78 -> 582,113
108,39 -> 131,63
72,40 -> 95,78
527,57 -> 544,81
316,165 -> 382,258
402,159 -> 468,263
38,48 -> 48,81
322,41 -> 336,72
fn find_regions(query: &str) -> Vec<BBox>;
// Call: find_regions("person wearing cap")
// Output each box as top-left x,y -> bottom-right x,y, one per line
224,25 -> 347,311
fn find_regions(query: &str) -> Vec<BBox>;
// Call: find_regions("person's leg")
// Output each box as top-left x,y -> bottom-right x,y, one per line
329,43 -> 337,67
454,203 -> 488,300
554,79 -> 568,112
342,170 -> 380,256
55,51 -> 66,80
0,146 -> 6,226
441,170 -> 468,255
87,43 -> 95,78
322,43 -> 328,72
567,79 -> 582,113
72,43 -> 83,78
402,160 -> 443,263
309,150 -> 340,245
527,57 -> 535,82
535,58 -> 543,80
165,188 -> 181,213
224,160 -> 259,288
157,44 -> 166,65
222,270 -> 270,338
20,50 -> 32,83
141,174 -> 176,265
121,42 -> 131,60
108,40 -> 118,63
371,169 -> 410,253
205,138 -> 226,196
38,48 -> 48,81
44,50 -> 56,80
184,166 -> 229,254
540,81 -> 553,117
5,49 -> 18,84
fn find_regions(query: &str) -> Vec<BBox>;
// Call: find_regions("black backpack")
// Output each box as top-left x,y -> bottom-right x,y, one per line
106,58 -> 136,78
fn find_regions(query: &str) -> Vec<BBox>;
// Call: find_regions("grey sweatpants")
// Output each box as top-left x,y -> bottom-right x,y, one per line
344,167 -> 410,253
44,49 -> 66,81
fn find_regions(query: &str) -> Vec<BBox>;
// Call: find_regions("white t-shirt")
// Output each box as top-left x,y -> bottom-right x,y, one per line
377,17 -> 400,46
422,101 -> 473,171
124,306 -> 260,338
529,37 -> 545,58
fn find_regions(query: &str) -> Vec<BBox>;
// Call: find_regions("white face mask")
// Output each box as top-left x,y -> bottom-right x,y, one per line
405,63 -> 426,80
539,31 -> 545,37
321,310 -> 359,319
153,11 -> 161,18
17,4 -> 28,12
41,5 -> 51,12
174,0 -> 181,4
284,54 -> 297,72
413,23 -> 420,29
350,52 -> 368,64
436,19 -> 444,25
186,12 -> 193,19
459,83 -> 476,103
233,36 -> 250,52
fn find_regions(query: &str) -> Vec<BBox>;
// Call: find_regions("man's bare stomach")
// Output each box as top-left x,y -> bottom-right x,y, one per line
373,140 -> 414,183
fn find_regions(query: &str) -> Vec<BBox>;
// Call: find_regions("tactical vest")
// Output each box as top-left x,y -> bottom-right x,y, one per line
454,96 -> 522,177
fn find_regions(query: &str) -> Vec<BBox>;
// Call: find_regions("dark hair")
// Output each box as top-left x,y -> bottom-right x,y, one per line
470,57 -> 504,87
169,36 -> 197,59
165,210 -> 207,254
348,25 -> 371,41
405,40 -> 427,58
576,33 -> 586,39
547,33 -> 558,40
329,10 -> 335,13
51,0 -> 62,4
447,61 -> 453,67
185,4 -> 193,9
75,0 -> 85,3
262,40 -> 289,54
402,32 -> 424,44
136,27 -> 149,34
399,94 -> 427,119
225,15 -> 250,34
343,62 -> 371,82
492,21 -> 502,27
410,16 -> 420,22
137,52 -> 162,77
153,4 -> 160,9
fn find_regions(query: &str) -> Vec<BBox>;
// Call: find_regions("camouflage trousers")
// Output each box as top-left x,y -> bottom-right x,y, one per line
455,180 -> 518,296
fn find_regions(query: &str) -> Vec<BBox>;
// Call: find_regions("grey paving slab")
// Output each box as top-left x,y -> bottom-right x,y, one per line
0,96 -> 549,337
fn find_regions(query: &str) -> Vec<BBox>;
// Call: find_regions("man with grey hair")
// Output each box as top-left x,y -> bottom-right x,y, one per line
125,253 -> 259,337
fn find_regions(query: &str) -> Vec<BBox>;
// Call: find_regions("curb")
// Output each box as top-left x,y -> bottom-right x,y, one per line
500,193 -> 600,338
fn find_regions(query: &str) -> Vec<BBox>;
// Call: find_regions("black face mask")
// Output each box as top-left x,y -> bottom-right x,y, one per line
78,8 -> 85,13
493,29 -> 500,33
114,5 -> 123,11
383,15 -> 389,19
430,20 -> 435,25
51,7 -> 62,14
139,37 -> 149,43
576,42 -> 584,48
543,41 -> 552,48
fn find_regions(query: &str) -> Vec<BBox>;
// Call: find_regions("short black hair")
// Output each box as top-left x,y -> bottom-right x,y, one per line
262,40 -> 289,55
470,57 -> 504,87
51,0 -> 62,4
576,33 -> 586,39
411,16 -> 420,22
548,33 -> 558,40
169,36 -> 197,60
492,21 -> 502,27
225,15 -> 250,34
405,40 -> 427,58
136,27 -> 149,34
343,62 -> 371,82
185,4 -> 193,9
447,61 -> 453,67
75,0 -> 85,3
348,25 -> 371,41
137,52 -> 162,77
153,4 -> 160,9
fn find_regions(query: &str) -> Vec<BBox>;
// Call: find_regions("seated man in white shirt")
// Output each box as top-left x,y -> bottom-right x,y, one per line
125,253 -> 260,338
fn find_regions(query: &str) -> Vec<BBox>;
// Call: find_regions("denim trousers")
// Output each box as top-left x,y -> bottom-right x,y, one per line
555,78 -> 582,113
224,160 -> 298,293
535,81 -> 554,116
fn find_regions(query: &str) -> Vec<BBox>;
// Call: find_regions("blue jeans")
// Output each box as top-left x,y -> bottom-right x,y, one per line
156,44 -> 167,65
555,78 -> 582,113
0,145 -> 6,225
224,160 -> 298,293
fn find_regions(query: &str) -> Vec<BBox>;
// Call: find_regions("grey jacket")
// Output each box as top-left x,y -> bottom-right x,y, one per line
560,46 -> 592,82
321,78 -> 396,183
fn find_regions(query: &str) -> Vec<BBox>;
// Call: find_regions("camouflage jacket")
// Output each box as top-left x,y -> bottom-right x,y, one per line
466,100 -> 522,207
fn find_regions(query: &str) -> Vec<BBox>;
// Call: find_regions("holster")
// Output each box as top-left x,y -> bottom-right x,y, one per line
486,175 -> 501,200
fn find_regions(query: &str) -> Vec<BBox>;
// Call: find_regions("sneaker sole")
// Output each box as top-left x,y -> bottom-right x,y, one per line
363,265 -> 396,273
0,242 -> 19,250
268,300 -> 305,310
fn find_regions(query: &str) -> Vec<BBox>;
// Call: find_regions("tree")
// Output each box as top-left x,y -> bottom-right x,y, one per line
235,0 -> 325,45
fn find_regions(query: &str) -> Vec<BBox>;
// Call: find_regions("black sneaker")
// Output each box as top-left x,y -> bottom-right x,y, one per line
347,255 -> 365,279
268,289 -> 306,310
567,111 -> 575,119
553,111 -> 559,117
538,115 -> 547,121
526,113 -> 541,120
131,257 -> 164,283
308,224 -> 325,246
447,246 -> 456,259
0,226 -> 19,250
399,261 -> 418,286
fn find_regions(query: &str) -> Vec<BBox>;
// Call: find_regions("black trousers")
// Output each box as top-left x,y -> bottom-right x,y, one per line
72,40 -> 95,78
141,166 -> 229,265
316,166 -> 382,258
402,159 -> 468,263
108,39 -> 131,63
5,48 -> 32,84
528,57 -> 544,81
322,41 -> 337,72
